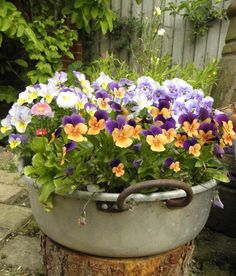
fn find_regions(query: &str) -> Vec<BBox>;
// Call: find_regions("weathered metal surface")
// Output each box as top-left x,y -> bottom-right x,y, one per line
27,180 -> 216,257
212,0 -> 236,107
41,234 -> 194,276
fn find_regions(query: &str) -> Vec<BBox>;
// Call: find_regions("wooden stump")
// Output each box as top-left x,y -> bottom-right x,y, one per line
41,234 -> 194,276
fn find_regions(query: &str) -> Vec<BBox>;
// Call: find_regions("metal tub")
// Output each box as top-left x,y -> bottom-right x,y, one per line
27,179 -> 217,257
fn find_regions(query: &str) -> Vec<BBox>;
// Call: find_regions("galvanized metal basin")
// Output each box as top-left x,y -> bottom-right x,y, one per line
27,179 -> 217,257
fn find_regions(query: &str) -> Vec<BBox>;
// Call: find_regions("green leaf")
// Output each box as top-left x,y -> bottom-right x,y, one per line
39,181 -> 55,204
0,33 -> 2,47
24,166 -> 36,176
0,19 -> 11,32
74,0 -> 83,8
206,168 -> 230,183
91,7 -> 98,19
16,25 -> 25,37
32,153 -> 45,168
30,137 -> 48,153
15,59 -> 28,68
135,0 -> 143,4
100,21 -> 108,34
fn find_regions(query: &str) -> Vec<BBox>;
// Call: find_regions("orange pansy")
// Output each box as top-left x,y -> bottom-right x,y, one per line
88,117 -> 105,135
64,123 -> 88,142
198,130 -> 214,144
183,119 -> 200,137
163,128 -> 176,143
146,134 -> 168,152
189,143 -> 201,157
133,125 -> 142,139
112,163 -> 125,177
175,134 -> 187,148
112,125 -> 134,148
170,161 -> 181,173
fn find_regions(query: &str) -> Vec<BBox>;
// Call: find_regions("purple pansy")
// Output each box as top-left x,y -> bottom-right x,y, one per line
165,157 -> 174,167
55,127 -> 62,138
133,143 -> 142,152
62,114 -> 85,126
172,97 -> 187,115
179,112 -> 198,124
65,167 -> 74,176
214,144 -> 224,158
95,90 -> 111,100
110,159 -> 121,168
119,78 -> 133,86
185,99 -> 200,114
199,122 -> 217,134
105,115 -> 126,133
108,81 -> 119,90
109,101 -> 122,112
94,110 -> 108,121
133,159 -> 143,169
142,125 -> 162,136
183,138 -> 198,150
213,194 -> 224,209
64,141 -> 76,152
215,113 -> 229,125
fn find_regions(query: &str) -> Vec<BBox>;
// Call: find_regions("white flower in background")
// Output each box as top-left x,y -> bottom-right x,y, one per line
9,103 -> 31,133
158,28 -> 166,36
56,91 -> 78,108
48,71 -> 67,87
17,85 -> 38,105
73,71 -> 94,98
0,115 -> 12,133
38,83 -> 59,104
95,72 -> 112,89
153,6 -> 162,16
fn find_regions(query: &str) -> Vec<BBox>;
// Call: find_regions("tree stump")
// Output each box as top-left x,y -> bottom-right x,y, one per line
41,234 -> 194,276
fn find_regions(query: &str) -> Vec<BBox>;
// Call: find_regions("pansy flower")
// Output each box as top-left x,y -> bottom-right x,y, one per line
222,120 -> 236,146
198,123 -> 216,144
61,141 -> 76,165
179,112 -> 199,137
95,90 -> 112,111
110,159 -> 125,177
150,99 -> 171,119
8,134 -> 22,149
9,103 -> 31,133
127,120 -> 142,140
142,125 -> 168,152
88,110 -> 108,135
1,115 -> 12,134
114,87 -> 126,99
165,157 -> 180,173
106,116 -> 134,148
175,132 -> 188,148
56,91 -> 78,109
63,114 -> 88,142
183,138 -> 201,157
49,127 -> 62,144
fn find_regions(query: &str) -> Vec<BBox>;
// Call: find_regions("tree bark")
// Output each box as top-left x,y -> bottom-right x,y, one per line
41,234 -> 194,276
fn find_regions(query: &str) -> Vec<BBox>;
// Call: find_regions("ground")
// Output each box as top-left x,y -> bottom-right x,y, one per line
0,147 -> 236,276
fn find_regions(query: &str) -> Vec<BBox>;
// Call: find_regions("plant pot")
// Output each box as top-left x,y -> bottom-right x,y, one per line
26,178 -> 217,258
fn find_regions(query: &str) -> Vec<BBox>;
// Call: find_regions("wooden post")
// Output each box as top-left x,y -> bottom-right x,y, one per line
211,0 -> 236,107
41,234 -> 194,276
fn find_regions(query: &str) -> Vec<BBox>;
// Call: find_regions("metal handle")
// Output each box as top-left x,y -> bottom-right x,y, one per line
116,179 -> 193,211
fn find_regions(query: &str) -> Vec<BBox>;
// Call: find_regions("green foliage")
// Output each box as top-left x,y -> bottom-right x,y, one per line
62,0 -> 116,34
166,0 -> 227,36
0,86 -> 18,103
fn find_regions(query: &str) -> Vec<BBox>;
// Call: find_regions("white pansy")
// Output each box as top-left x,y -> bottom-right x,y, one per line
56,92 -> 78,108
96,72 -> 112,89
38,83 -> 59,103
9,103 -> 31,133
0,115 -> 12,133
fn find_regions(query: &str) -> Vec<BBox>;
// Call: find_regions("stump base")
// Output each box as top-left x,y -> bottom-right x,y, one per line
41,234 -> 194,276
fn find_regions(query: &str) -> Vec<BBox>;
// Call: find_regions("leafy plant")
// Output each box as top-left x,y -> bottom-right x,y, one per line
166,0 -> 227,36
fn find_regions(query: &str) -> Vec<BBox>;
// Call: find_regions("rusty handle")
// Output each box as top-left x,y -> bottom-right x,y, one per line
116,179 -> 193,211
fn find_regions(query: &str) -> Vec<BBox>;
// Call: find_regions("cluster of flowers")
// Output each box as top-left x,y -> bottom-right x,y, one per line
1,71 -> 235,185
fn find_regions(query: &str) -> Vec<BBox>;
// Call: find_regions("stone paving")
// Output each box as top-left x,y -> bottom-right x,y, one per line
0,148 -> 236,275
